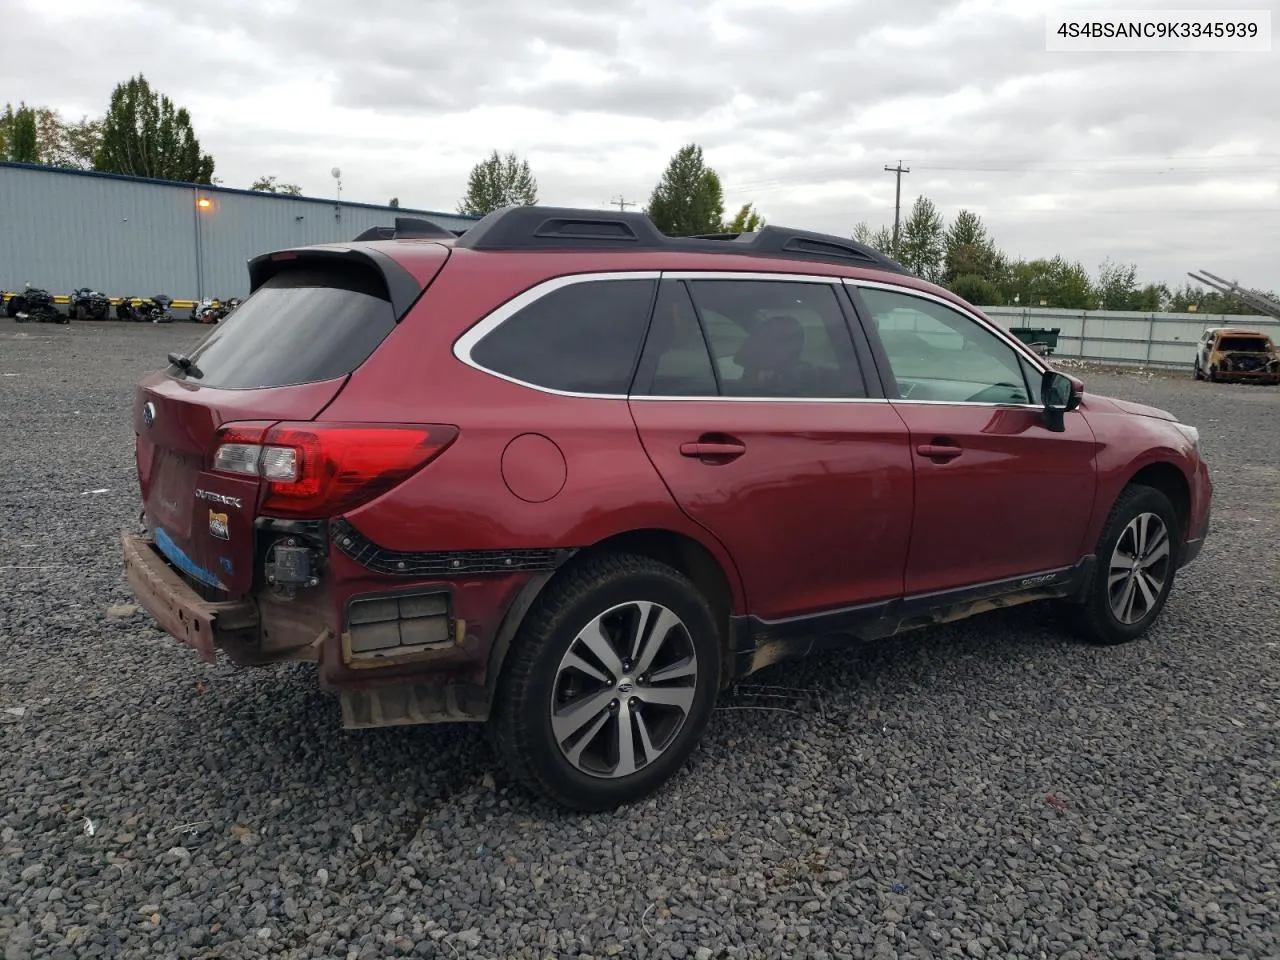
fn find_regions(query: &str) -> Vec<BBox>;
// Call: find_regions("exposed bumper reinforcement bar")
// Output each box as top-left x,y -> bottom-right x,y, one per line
121,533 -> 258,663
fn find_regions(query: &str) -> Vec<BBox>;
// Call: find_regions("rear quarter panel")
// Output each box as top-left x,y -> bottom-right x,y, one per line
316,251 -> 749,612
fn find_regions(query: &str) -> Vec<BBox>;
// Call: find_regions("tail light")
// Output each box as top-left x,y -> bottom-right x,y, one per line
210,422 -> 459,519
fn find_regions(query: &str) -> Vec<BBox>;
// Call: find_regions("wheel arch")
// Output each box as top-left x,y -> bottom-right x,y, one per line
1124,459 -> 1191,541
484,526 -> 744,698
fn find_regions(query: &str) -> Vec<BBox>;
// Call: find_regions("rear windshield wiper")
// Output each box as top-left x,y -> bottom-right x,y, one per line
167,352 -> 204,378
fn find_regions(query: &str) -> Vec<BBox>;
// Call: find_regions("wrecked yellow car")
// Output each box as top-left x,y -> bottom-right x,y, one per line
1193,327 -> 1280,384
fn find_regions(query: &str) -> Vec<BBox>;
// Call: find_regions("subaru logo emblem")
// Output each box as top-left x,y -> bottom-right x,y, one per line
142,402 -> 156,428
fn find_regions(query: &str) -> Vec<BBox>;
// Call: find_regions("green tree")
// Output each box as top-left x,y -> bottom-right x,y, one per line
1130,283 -> 1170,312
457,150 -> 538,216
250,175 -> 303,196
2,104 -> 101,168
388,197 -> 400,208
49,113 -> 101,169
943,210 -> 1001,284
1095,258 -> 1139,310
645,144 -> 725,236
949,273 -> 1001,306
1001,256 -> 1096,310
853,221 -> 896,256
724,202 -> 765,233
93,74 -> 215,183
1166,282 -> 1275,316
898,196 -> 945,280
3,103 -> 39,163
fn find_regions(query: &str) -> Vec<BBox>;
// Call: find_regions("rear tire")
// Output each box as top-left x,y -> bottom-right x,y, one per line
489,553 -> 721,811
1073,484 -> 1179,646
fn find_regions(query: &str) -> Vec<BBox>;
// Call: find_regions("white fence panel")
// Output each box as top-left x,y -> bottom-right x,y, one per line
977,306 -> 1279,368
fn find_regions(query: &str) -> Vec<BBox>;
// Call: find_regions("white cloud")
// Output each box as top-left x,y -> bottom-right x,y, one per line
4,0 -> 1278,289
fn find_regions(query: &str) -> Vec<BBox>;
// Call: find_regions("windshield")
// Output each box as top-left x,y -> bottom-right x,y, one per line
1217,336 -> 1272,353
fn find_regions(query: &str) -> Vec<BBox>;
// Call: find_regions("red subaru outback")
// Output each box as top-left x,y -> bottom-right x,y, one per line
123,207 -> 1212,810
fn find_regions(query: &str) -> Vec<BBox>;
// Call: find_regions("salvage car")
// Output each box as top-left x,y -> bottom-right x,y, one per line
1193,327 -> 1280,384
122,206 -> 1214,811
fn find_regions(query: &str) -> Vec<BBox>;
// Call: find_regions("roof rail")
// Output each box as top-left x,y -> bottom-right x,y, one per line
452,205 -> 910,274
352,217 -> 458,242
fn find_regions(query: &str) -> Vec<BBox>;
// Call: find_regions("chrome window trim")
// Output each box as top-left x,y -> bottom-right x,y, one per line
891,400 -> 1046,410
455,269 -> 868,401
661,271 -> 838,284
452,269 -> 1056,408
629,395 -> 890,404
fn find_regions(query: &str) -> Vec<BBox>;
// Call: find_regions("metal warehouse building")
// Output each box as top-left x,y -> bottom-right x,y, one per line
0,161 -> 478,301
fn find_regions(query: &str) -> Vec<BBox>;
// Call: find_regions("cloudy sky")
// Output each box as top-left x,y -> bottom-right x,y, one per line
6,0 -> 1279,290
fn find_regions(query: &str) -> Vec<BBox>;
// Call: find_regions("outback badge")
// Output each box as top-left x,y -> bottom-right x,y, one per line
209,510 -> 230,541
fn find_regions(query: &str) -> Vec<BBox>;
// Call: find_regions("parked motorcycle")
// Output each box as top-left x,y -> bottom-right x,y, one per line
142,294 -> 174,323
191,297 -> 223,324
120,295 -> 173,323
13,285 -> 66,324
69,287 -> 112,321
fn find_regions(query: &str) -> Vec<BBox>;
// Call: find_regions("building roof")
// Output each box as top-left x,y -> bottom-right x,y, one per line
0,160 -> 480,222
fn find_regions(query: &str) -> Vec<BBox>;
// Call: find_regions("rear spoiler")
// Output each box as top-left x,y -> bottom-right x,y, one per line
351,217 -> 466,242
247,247 -> 426,319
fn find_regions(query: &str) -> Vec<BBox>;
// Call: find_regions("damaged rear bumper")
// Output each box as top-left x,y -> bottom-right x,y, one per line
121,533 -> 258,662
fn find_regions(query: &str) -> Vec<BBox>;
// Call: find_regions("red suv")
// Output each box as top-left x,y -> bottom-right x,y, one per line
123,207 -> 1213,810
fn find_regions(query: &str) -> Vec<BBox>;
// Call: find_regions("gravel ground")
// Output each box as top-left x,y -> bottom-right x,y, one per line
2,319 -> 1277,960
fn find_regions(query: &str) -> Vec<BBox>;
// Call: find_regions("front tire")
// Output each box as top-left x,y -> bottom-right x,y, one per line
1074,484 -> 1180,646
1193,361 -> 1205,380
490,553 -> 721,811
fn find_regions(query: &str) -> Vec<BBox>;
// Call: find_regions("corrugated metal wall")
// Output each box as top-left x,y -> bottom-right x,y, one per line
982,306 -> 1280,368
0,163 -> 477,299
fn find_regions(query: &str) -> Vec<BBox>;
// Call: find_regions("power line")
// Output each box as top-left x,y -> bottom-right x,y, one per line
607,196 -> 637,211
727,164 -> 1278,195
724,151 -> 1280,194
884,161 -> 909,256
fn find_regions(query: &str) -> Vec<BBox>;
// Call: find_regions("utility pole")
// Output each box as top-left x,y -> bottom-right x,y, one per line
608,196 -> 636,212
884,161 -> 910,256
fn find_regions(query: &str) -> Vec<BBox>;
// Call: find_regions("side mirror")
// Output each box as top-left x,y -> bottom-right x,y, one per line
1041,370 -> 1083,431
1041,370 -> 1079,410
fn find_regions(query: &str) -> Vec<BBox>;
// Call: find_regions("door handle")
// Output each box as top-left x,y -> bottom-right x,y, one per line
916,443 -> 963,461
680,441 -> 746,460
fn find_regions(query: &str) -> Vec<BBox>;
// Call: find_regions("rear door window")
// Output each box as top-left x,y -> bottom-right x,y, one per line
468,278 -> 657,395
633,281 -> 719,396
679,280 -> 868,398
179,262 -> 396,389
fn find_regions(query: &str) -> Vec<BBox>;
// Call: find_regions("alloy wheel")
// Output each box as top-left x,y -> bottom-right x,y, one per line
1107,512 -> 1172,625
550,601 -> 699,779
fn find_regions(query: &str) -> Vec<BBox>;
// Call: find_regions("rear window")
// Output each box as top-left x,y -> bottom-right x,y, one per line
177,262 -> 396,389
1217,335 -> 1271,352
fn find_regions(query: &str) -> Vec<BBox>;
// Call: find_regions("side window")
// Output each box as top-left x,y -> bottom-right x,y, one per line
469,278 -> 657,394
634,281 -> 718,396
684,280 -> 867,398
858,287 -> 1033,404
